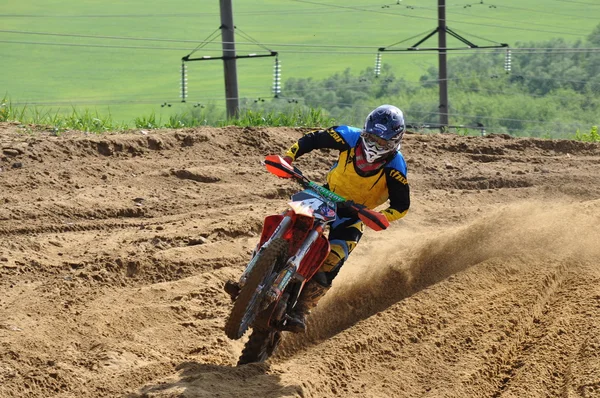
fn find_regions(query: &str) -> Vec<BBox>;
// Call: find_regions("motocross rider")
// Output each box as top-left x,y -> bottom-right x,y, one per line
282,104 -> 410,333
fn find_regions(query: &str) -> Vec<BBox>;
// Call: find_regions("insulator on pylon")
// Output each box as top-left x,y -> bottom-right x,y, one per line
272,56 -> 282,96
180,61 -> 188,102
504,48 -> 511,73
375,52 -> 382,77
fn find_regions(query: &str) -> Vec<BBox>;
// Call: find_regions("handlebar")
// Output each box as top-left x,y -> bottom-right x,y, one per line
263,155 -> 390,231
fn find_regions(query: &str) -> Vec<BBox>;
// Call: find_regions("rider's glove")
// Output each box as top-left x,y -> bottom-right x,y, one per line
338,200 -> 365,213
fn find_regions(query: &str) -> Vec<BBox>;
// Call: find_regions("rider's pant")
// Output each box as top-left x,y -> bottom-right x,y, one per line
318,215 -> 364,286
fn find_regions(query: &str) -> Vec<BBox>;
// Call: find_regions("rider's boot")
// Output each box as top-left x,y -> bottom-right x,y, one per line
285,279 -> 330,333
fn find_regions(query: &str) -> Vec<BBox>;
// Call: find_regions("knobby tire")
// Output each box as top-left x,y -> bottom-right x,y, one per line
238,328 -> 282,365
224,238 -> 288,340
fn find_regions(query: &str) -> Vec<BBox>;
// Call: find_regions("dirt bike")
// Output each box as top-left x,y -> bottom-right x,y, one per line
223,155 -> 389,365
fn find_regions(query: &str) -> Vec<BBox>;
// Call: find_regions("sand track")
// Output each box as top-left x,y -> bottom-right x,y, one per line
1,122 -> 600,397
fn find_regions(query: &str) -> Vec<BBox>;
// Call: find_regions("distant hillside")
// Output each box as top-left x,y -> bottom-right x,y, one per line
1,0 -> 597,123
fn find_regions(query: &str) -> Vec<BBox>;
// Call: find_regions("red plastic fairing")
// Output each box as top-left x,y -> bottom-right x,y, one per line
297,235 -> 330,281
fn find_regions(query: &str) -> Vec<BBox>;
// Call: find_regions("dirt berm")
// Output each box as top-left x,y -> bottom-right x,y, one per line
1,122 -> 599,397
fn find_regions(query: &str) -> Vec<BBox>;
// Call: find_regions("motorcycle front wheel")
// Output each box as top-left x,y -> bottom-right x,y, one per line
224,238 -> 288,340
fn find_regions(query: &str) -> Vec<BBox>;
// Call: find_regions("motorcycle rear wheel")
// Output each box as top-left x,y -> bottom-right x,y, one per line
224,238 -> 288,340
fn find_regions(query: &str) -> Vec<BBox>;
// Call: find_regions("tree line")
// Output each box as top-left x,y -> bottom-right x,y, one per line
255,24 -> 600,138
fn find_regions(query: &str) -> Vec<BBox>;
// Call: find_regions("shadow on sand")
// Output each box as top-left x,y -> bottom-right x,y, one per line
130,361 -> 303,398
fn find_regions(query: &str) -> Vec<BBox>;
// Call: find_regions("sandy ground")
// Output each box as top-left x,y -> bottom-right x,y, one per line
1,122 -> 600,398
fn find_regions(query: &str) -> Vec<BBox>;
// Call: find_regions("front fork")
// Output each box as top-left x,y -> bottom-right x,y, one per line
238,215 -> 293,286
237,215 -> 323,312
263,225 -> 323,307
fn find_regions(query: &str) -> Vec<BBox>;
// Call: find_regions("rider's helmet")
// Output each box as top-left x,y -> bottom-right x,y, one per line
360,104 -> 406,163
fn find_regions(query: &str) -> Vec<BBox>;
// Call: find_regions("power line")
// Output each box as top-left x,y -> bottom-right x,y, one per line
0,29 -> 220,44
0,29 -> 429,49
390,2 -> 478,9
420,17 -> 590,38
0,40 -> 194,51
396,0 -> 599,11
2,2 -> 591,23
548,0 -> 600,5
4,39 -> 600,56
494,5 -> 600,21
0,6 -> 377,18
445,8 -> 590,36
289,0 -> 407,17
4,29 -> 600,52
380,48 -> 600,54
287,0 -> 593,37
0,29 -> 430,49
0,8 -> 595,57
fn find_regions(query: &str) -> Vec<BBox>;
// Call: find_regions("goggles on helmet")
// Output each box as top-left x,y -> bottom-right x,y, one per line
361,132 -> 401,151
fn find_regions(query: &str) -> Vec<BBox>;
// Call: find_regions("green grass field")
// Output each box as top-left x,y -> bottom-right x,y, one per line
1,0 -> 598,124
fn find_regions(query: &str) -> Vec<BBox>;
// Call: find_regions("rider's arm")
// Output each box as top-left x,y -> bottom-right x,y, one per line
285,127 -> 349,160
381,169 -> 410,222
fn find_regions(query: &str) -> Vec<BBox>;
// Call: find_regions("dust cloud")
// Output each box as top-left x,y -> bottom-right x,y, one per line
280,199 -> 600,354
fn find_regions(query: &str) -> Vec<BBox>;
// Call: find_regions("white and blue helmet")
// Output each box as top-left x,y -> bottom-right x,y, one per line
361,104 -> 406,163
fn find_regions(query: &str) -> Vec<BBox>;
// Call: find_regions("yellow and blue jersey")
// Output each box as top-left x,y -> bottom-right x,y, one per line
285,126 -> 410,222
